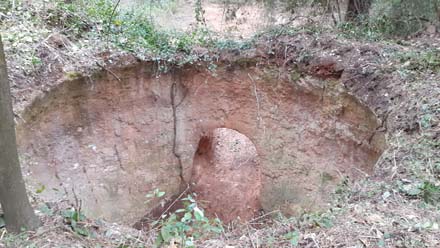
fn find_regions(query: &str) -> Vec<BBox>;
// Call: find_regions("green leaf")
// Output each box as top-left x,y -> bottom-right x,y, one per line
71,219 -> 77,228
284,231 -> 299,246
378,239 -> 385,247
319,217 -> 333,228
182,212 -> 192,222
160,225 -> 174,242
36,184 -> 46,194
72,211 -> 79,222
62,209 -> 75,219
185,237 -> 195,248
39,204 -> 53,216
193,206 -> 204,221
402,184 -> 422,196
382,191 -> 391,200
78,212 -> 86,221
209,225 -> 224,234
187,203 -> 196,210
74,226 -> 90,236
157,191 -> 166,197
183,195 -> 195,203
154,234 -> 164,248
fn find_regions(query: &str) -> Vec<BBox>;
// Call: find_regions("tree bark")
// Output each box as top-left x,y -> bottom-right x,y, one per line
345,0 -> 372,23
0,35 -> 40,232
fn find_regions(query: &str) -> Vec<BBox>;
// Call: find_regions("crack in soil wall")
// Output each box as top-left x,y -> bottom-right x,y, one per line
170,73 -> 187,189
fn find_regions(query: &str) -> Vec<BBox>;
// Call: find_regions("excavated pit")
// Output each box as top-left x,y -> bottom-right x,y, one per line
16,63 -> 386,224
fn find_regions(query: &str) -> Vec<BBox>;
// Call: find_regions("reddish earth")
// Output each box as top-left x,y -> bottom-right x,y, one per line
191,128 -> 261,223
16,62 -> 386,224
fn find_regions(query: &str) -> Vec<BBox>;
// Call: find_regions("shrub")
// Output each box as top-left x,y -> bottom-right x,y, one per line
370,0 -> 440,36
152,194 -> 223,248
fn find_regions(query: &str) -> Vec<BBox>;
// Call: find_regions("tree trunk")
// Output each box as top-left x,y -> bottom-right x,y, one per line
345,0 -> 372,23
0,35 -> 40,232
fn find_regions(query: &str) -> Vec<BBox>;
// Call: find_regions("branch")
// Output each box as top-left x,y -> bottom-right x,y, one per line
106,0 -> 121,44
96,62 -> 121,81
109,0 -> 121,27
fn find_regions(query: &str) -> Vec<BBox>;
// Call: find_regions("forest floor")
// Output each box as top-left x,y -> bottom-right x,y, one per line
1,1 -> 440,247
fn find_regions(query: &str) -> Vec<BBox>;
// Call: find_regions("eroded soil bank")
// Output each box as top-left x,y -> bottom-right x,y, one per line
16,62 -> 385,224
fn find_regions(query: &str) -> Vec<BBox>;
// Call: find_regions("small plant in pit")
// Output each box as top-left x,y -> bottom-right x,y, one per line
398,180 -> 440,205
283,230 -> 300,246
146,188 -> 166,202
300,211 -> 334,229
149,193 -> 223,248
62,207 -> 90,236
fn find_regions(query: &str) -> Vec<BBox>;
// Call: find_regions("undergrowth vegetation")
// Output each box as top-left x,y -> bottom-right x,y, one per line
1,0 -> 222,76
46,0 -> 215,58
151,194 -> 223,248
2,0 -> 439,75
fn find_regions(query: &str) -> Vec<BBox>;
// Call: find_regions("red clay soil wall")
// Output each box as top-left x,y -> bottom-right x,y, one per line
16,63 -> 385,224
191,128 -> 261,223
